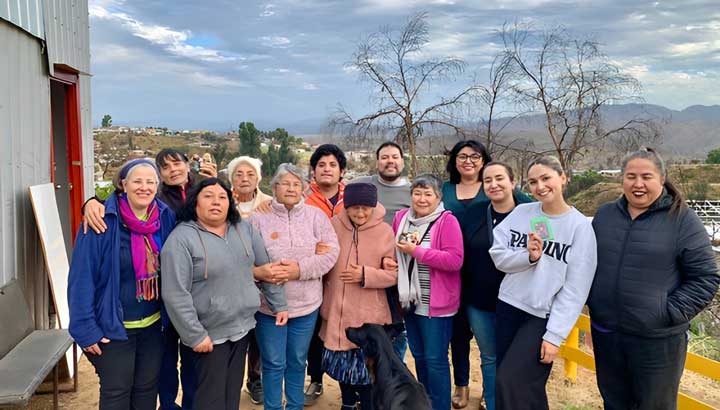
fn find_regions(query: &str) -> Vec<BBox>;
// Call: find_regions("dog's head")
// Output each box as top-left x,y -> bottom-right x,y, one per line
346,323 -> 391,358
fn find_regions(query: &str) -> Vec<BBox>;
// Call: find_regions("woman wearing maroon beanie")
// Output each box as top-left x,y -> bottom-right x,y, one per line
320,183 -> 398,409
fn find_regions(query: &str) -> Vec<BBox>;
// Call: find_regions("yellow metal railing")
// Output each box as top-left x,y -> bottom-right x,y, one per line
560,313 -> 720,410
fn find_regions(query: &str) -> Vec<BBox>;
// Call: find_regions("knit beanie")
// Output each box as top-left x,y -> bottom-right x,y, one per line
344,183 -> 378,208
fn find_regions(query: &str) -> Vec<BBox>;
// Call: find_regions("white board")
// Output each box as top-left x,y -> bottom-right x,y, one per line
28,183 -> 79,378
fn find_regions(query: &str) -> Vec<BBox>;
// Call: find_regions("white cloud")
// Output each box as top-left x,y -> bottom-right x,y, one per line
92,43 -> 136,64
187,72 -> 251,88
264,68 -> 292,73
90,5 -> 238,63
303,83 -> 319,90
626,12 -> 647,23
260,4 -> 276,17
260,36 -> 292,48
667,41 -> 714,56
342,65 -> 359,75
357,0 -> 582,13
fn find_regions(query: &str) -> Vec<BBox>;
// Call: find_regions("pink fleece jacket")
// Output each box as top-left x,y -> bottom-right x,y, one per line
392,208 -> 464,317
320,204 -> 397,351
250,200 -> 340,318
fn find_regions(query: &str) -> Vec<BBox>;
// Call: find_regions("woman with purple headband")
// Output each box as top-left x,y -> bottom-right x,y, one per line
68,158 -> 177,410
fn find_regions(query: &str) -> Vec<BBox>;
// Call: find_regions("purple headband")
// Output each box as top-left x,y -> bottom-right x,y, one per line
120,158 -> 160,180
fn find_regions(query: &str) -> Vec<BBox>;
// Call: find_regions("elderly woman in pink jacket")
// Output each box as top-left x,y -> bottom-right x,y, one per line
393,174 -> 464,410
319,183 -> 398,410
250,163 -> 340,410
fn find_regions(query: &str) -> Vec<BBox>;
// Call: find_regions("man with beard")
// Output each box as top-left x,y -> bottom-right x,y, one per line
351,141 -> 410,224
350,141 -> 411,364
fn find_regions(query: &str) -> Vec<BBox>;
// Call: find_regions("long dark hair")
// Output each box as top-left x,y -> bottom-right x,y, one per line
445,140 -> 492,184
178,178 -> 241,224
621,148 -> 686,215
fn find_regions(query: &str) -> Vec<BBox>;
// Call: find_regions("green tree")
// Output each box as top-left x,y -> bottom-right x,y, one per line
262,144 -> 279,176
238,122 -> 262,158
101,114 -> 112,128
707,148 -> 720,164
212,143 -> 229,168
278,138 -> 296,165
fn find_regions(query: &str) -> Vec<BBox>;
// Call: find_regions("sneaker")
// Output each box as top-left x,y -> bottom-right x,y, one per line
303,382 -> 323,406
246,379 -> 264,405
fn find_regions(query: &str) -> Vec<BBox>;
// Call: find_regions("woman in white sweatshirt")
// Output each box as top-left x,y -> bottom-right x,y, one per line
489,156 -> 597,410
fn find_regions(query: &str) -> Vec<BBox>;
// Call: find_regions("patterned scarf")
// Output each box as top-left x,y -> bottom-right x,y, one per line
395,203 -> 446,309
118,195 -> 161,301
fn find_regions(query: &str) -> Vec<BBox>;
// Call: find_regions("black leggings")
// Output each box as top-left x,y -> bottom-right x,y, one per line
495,300 -> 552,410
307,317 -> 325,383
592,330 -> 687,410
339,382 -> 373,409
86,322 -> 163,410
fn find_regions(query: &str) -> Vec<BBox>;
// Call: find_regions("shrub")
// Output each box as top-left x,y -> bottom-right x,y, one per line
566,170 -> 606,198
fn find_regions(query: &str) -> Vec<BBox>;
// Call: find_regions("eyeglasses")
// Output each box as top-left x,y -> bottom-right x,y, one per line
456,154 -> 483,163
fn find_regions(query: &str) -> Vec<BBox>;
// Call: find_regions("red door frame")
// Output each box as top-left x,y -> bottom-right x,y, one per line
50,68 -> 84,243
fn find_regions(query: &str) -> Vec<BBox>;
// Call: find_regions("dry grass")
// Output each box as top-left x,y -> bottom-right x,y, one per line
27,339 -> 720,410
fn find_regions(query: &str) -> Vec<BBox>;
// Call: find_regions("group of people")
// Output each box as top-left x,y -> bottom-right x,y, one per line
67,139 -> 720,410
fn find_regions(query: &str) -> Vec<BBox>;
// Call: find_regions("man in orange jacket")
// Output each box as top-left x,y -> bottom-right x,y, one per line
304,144 -> 347,218
303,143 -> 347,405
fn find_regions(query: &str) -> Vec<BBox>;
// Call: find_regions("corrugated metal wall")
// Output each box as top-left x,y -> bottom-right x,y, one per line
0,20 -> 52,328
0,0 -> 92,327
43,0 -> 91,76
0,0 -> 45,39
80,73 -> 94,200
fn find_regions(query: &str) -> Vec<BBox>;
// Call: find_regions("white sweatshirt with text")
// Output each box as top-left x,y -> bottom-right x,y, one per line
490,202 -> 597,346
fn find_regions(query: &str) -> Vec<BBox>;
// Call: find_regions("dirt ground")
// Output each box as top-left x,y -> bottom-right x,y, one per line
27,342 -> 720,410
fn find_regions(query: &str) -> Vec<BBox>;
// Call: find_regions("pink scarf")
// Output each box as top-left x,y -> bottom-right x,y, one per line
119,195 -> 161,301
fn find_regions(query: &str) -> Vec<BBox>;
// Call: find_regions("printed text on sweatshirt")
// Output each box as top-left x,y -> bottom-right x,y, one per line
490,202 -> 597,347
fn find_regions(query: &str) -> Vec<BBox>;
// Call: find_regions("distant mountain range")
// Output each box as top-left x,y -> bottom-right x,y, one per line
276,103 -> 720,158
477,103 -> 720,157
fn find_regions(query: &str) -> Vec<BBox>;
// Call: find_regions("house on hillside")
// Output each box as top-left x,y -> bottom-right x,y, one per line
0,1 -> 93,327
599,169 -> 622,177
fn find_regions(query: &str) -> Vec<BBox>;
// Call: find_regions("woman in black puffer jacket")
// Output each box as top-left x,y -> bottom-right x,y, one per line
588,148 -> 719,410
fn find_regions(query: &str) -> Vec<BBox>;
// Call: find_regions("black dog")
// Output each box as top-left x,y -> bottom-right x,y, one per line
346,324 -> 431,410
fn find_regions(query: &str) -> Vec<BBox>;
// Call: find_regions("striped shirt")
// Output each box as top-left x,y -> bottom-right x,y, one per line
409,224 -> 455,318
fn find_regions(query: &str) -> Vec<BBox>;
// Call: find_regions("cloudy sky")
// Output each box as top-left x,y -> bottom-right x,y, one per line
89,0 -> 720,132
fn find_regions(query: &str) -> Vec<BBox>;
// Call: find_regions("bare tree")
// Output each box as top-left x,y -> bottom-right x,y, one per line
476,53 -> 528,157
334,12 -> 482,178
502,22 -> 657,174
506,140 -> 540,188
608,117 -> 664,155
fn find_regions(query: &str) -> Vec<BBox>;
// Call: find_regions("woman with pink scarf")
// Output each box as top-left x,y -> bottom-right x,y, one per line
68,158 -> 177,410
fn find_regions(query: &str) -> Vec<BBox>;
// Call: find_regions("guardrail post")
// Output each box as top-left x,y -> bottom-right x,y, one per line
564,326 -> 579,383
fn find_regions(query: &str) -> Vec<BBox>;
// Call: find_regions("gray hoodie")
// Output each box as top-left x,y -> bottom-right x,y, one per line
161,220 -> 287,348
490,202 -> 597,346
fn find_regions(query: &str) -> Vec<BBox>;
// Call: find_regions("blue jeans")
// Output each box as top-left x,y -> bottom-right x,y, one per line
467,306 -> 497,410
158,323 -> 197,410
255,309 -> 319,410
405,313 -> 453,410
392,329 -> 408,362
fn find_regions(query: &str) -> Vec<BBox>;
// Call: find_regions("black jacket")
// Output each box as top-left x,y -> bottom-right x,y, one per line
461,191 -> 534,312
157,172 -> 206,213
588,192 -> 719,338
